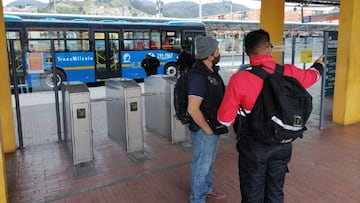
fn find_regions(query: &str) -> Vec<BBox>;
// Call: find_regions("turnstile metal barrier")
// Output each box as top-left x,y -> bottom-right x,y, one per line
105,78 -> 144,153
62,82 -> 94,165
144,75 -> 187,144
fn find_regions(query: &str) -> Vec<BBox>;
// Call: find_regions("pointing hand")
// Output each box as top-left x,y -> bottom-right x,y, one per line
314,55 -> 325,67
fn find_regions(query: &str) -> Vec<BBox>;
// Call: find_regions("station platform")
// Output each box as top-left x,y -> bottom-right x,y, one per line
5,93 -> 360,203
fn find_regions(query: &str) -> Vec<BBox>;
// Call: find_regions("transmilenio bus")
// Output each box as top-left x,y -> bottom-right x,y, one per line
5,14 -> 206,89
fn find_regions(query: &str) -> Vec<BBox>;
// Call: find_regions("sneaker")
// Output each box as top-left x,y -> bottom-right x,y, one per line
206,191 -> 226,200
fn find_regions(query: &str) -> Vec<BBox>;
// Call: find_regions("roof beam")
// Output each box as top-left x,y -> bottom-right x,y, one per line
285,0 -> 340,6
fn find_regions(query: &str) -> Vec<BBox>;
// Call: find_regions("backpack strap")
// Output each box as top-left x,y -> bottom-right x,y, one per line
239,105 -> 248,116
248,64 -> 284,79
248,65 -> 269,79
274,64 -> 284,75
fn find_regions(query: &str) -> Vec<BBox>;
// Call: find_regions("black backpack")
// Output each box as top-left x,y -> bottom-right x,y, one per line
236,64 -> 313,145
174,72 -> 191,124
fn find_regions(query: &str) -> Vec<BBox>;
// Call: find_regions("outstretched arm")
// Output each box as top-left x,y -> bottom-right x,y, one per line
311,55 -> 325,76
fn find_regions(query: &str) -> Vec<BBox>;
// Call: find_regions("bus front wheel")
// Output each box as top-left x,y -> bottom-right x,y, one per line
40,69 -> 66,89
164,63 -> 178,77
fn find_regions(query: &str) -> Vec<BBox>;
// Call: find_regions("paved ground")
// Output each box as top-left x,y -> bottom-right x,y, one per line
6,68 -> 360,203
6,96 -> 360,202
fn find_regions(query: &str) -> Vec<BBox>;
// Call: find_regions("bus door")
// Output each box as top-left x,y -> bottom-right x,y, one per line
183,31 -> 205,57
93,31 -> 121,80
6,31 -> 26,88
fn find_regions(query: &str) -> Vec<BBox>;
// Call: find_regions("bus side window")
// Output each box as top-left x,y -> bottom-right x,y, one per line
54,40 -> 65,52
135,40 -> 144,50
66,39 -> 90,52
123,40 -> 133,50
150,30 -> 160,50
162,39 -> 170,50
150,40 -> 158,49
29,44 -> 36,52
65,31 -> 89,52
161,31 -> 181,50
143,40 -> 149,49
28,39 -> 51,52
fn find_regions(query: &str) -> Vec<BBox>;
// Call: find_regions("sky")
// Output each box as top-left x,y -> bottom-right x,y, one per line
2,0 -> 261,9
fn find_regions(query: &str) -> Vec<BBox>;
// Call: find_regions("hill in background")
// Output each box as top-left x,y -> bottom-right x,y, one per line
130,0 -> 249,18
7,0 -> 48,8
5,0 -> 250,18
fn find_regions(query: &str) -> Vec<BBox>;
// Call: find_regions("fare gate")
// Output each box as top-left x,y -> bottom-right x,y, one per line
105,78 -> 143,153
62,82 -> 94,165
144,75 -> 187,144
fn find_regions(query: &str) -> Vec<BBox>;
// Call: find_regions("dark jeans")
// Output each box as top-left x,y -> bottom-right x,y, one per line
237,139 -> 292,203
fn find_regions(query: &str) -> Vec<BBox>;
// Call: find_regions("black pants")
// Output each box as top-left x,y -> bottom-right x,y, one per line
237,139 -> 292,203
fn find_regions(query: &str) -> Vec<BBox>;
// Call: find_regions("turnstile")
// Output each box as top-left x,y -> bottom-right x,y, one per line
144,75 -> 187,143
105,78 -> 143,153
63,82 -> 94,165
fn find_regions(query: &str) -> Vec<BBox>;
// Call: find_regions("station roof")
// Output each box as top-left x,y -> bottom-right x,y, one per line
284,0 -> 340,6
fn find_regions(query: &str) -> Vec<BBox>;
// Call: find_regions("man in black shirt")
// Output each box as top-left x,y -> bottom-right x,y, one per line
177,45 -> 194,75
141,54 -> 160,76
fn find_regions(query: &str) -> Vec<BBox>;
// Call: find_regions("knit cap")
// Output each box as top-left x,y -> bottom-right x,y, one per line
195,36 -> 219,59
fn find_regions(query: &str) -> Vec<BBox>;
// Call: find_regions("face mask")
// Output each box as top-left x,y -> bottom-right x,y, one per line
213,55 -> 220,65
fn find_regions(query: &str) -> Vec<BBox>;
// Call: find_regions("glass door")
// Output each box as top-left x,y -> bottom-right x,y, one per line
7,31 -> 26,88
94,31 -> 121,80
183,31 -> 204,57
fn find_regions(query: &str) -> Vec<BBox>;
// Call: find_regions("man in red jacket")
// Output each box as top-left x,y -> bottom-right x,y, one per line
217,29 -> 324,202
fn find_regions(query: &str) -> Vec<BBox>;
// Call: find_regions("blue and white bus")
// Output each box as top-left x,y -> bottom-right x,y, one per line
5,14 -> 206,89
